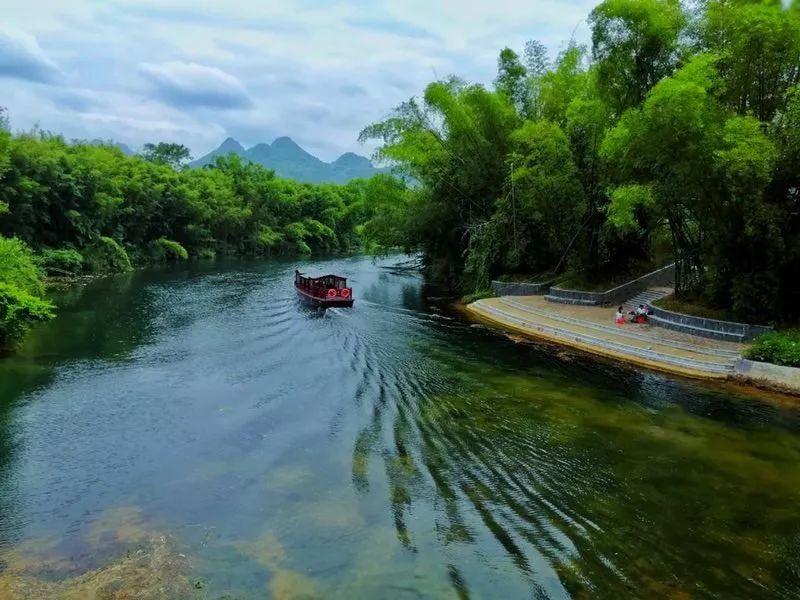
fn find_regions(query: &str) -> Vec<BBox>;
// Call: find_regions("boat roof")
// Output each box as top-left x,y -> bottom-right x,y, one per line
296,272 -> 347,281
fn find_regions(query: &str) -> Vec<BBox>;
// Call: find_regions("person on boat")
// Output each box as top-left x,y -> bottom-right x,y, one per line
615,306 -> 625,325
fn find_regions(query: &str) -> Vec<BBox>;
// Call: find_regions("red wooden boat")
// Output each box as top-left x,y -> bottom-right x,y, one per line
294,270 -> 354,307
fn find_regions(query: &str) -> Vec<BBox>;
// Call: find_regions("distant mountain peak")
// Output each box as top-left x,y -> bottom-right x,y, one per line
333,152 -> 370,165
272,135 -> 299,147
218,137 -> 244,153
270,136 -> 318,162
190,136 -> 387,183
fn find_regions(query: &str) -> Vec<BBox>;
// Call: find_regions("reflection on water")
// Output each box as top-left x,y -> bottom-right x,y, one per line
0,255 -> 799,599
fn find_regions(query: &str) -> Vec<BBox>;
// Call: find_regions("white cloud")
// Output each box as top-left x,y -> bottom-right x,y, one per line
0,29 -> 61,83
138,61 -> 252,109
0,0 -> 599,160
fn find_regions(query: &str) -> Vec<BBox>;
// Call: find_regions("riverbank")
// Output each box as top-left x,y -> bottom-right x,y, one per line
466,296 -> 800,397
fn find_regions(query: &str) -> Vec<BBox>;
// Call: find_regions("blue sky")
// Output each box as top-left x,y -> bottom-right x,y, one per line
1,0 -> 595,161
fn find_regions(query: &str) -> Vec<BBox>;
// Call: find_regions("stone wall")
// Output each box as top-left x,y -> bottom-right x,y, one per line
649,305 -> 773,343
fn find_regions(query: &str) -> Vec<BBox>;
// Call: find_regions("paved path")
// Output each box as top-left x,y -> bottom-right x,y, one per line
468,292 -> 745,380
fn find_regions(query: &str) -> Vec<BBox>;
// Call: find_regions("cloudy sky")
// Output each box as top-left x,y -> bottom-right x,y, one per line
1,0 -> 596,161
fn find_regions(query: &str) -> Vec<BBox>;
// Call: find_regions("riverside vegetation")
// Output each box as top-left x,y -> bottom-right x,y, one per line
2,0 -> 800,366
360,0 -> 800,331
0,121 -> 405,350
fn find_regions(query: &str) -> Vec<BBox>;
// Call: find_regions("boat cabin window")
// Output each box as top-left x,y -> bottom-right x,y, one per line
295,271 -> 347,290
317,275 -> 347,289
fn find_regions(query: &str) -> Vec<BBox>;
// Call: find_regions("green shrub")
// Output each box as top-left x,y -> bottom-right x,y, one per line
197,248 -> 216,260
0,282 -> 54,349
745,330 -> 800,368
0,236 -> 44,296
147,238 -> 189,262
84,236 -> 133,273
38,248 -> 84,276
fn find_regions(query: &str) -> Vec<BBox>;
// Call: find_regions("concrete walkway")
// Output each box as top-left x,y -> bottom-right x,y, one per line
468,292 -> 746,380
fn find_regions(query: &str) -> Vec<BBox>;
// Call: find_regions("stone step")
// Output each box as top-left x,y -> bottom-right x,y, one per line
475,301 -> 736,375
626,289 -> 671,304
623,295 -> 662,306
499,297 -> 741,359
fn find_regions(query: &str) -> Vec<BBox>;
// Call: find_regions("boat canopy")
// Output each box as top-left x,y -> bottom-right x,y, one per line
295,271 -> 348,290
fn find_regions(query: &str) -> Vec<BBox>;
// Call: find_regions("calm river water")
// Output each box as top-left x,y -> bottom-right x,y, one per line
0,255 -> 799,599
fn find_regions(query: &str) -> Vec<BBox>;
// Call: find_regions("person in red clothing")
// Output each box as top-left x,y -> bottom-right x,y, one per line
634,304 -> 648,324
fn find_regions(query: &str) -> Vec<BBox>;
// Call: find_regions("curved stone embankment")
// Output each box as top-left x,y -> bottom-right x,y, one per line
468,296 -> 800,395
733,359 -> 800,396
467,296 -> 743,381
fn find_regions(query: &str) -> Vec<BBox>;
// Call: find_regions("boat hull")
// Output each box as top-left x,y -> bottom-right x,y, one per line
295,286 -> 354,308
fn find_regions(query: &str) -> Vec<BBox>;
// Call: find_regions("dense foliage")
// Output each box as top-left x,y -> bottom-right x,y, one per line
0,236 -> 45,296
0,133 -> 387,260
0,237 -> 54,350
0,129 -> 397,349
746,330 -> 800,368
38,248 -> 84,276
360,0 -> 800,322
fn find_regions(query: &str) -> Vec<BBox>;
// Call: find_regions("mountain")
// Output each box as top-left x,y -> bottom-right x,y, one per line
331,152 -> 383,181
215,137 -> 246,156
189,136 -> 387,184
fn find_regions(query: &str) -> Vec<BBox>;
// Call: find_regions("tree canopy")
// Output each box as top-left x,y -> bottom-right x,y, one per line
140,142 -> 192,169
361,0 -> 800,321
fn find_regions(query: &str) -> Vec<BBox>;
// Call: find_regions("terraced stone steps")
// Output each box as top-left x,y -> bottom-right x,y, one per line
498,297 -> 740,359
626,288 -> 671,308
472,299 -> 739,377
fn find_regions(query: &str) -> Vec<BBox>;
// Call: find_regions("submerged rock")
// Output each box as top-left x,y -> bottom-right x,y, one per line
0,536 -> 204,600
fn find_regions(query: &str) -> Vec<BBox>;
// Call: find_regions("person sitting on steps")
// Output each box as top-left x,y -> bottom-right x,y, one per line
634,304 -> 648,324
615,306 -> 625,325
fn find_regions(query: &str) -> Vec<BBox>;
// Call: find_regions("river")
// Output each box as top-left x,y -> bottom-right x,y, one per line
0,255 -> 799,599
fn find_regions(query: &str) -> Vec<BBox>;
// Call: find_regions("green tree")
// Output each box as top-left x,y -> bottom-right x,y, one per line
590,0 -> 686,114
700,0 -> 800,121
506,120 -> 586,273
359,174 -> 414,253
495,48 -> 528,113
536,45 -> 589,126
141,142 -> 192,169
0,237 -> 53,350
601,54 -> 725,294
360,78 -> 519,286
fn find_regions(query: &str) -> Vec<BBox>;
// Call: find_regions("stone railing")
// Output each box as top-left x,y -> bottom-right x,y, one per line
545,263 -> 675,306
648,304 -> 773,343
490,280 -> 554,296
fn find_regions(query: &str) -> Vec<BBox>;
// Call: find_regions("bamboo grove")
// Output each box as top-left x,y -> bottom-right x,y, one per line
360,0 -> 800,322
